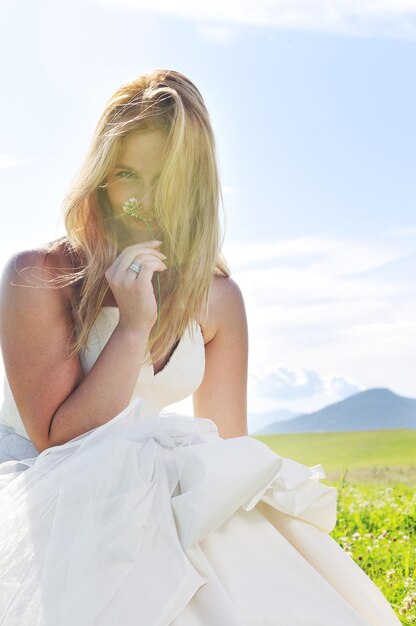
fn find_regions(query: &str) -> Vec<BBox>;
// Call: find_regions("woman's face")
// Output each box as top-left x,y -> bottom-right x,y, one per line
103,128 -> 168,248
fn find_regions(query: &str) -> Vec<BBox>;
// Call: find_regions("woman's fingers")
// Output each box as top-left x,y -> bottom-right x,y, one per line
104,240 -> 168,332
124,255 -> 168,284
107,241 -> 166,277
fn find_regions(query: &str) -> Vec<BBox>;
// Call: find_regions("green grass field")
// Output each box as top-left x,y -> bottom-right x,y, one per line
253,428 -> 416,484
252,430 -> 416,624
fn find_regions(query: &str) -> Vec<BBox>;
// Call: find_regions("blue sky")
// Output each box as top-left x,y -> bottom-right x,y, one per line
0,0 -> 415,432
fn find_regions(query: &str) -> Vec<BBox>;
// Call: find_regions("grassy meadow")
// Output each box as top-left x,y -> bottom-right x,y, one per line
252,429 -> 416,624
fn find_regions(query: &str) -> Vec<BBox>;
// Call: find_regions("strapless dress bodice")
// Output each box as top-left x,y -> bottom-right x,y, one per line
81,307 -> 205,419
0,307 -> 205,452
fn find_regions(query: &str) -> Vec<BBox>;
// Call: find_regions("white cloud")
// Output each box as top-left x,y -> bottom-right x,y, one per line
0,154 -> 29,168
197,24 -> 236,43
93,0 -> 416,39
329,374 -> 363,398
228,229 -> 416,412
224,231 -> 414,274
247,366 -> 364,432
380,225 -> 416,237
248,363 -> 363,411
224,235 -> 340,265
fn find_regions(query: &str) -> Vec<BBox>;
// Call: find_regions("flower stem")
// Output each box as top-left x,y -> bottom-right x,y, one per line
143,221 -> 161,333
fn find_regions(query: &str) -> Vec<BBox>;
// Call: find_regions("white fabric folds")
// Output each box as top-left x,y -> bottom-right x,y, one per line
0,398 -> 400,626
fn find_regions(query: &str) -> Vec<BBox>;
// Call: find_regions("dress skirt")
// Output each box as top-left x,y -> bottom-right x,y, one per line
0,398 -> 400,625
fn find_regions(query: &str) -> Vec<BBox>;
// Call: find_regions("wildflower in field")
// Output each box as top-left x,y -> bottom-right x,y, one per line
399,591 -> 416,614
330,479 -> 415,619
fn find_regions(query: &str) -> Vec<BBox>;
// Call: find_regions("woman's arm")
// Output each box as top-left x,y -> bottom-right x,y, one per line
0,248 -> 151,453
193,276 -> 249,439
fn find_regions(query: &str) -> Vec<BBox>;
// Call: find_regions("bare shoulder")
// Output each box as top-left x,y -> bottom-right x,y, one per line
0,238 -> 75,311
0,239 -> 85,452
200,273 -> 247,344
1,241 -> 64,295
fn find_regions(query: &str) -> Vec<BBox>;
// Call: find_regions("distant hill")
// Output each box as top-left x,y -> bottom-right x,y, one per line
248,407 -> 301,433
254,388 -> 416,434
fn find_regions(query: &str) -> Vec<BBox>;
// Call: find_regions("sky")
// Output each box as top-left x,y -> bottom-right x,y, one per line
0,0 -> 415,433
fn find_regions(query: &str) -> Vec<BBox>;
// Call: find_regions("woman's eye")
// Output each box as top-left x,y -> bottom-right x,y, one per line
117,171 -> 136,179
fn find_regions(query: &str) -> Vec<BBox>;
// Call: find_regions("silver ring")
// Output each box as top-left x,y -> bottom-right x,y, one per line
129,262 -> 142,274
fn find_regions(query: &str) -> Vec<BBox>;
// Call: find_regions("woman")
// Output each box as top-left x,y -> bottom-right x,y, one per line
0,69 -> 400,625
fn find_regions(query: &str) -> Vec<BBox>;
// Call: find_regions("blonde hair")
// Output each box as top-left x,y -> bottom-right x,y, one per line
45,68 -> 230,366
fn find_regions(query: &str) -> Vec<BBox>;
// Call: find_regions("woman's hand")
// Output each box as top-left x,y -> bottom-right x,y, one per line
104,240 -> 167,335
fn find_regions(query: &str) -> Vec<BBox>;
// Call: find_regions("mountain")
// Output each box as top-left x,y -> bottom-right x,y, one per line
254,388 -> 416,434
248,407 -> 301,433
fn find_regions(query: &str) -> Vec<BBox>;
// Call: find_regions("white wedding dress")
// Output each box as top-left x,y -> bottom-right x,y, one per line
0,307 -> 400,625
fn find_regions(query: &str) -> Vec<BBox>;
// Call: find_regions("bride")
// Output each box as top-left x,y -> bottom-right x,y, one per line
0,68 -> 400,625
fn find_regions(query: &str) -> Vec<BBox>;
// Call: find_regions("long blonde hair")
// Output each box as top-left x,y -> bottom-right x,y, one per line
46,68 -> 230,365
